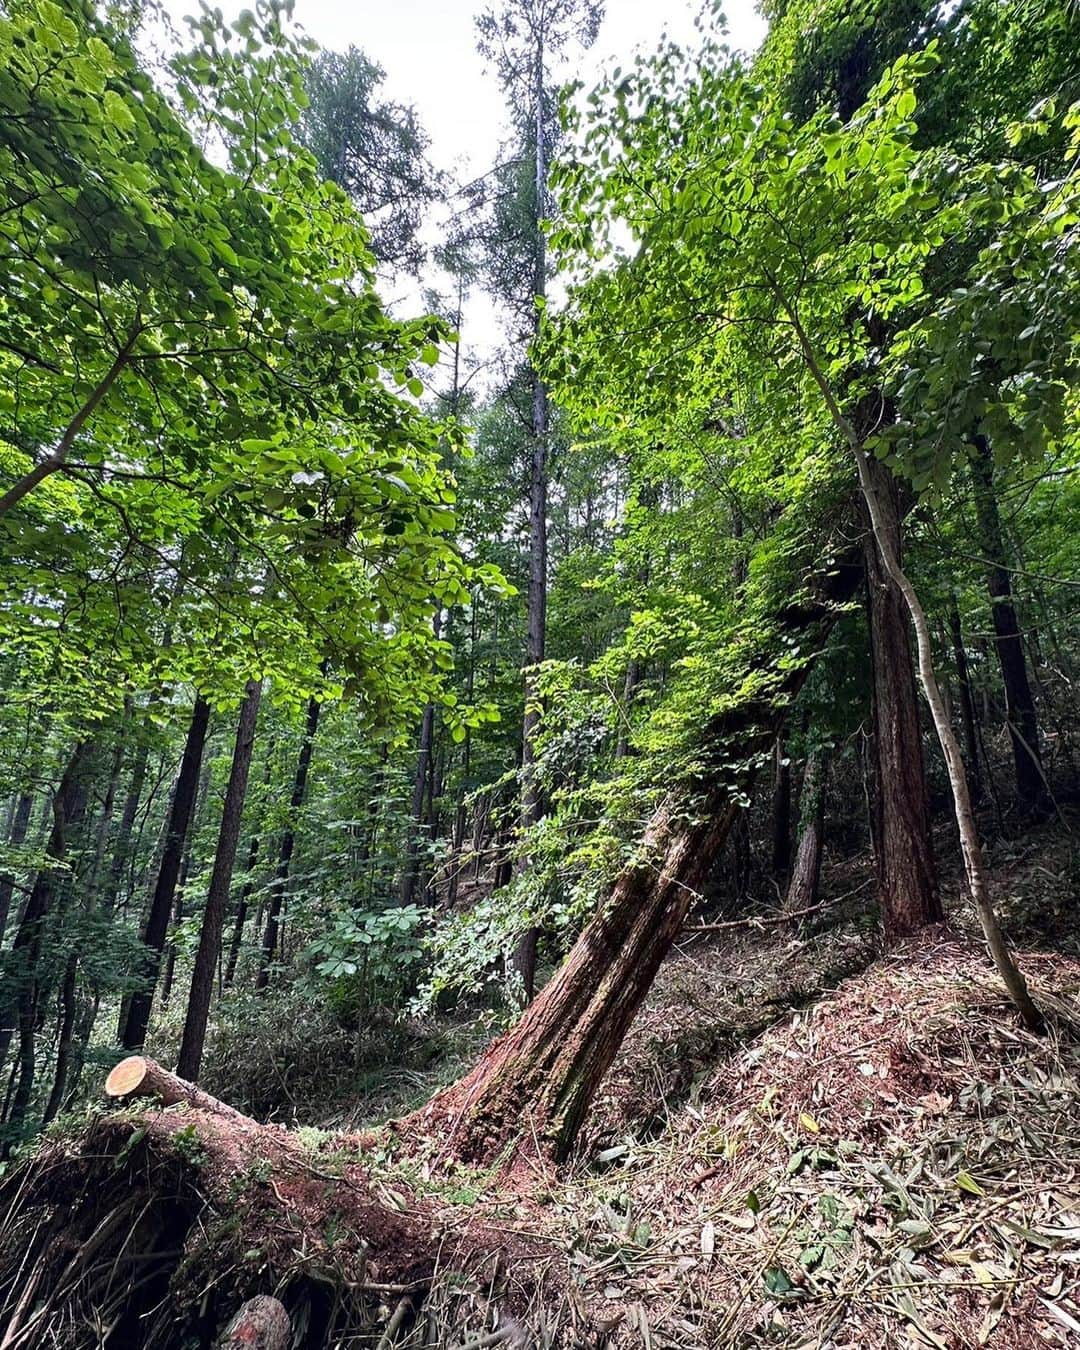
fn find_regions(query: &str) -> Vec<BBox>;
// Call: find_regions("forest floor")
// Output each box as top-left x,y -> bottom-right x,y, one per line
2,819 -> 1078,1348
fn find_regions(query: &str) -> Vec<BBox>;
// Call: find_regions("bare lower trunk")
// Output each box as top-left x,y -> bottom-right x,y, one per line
0,742 -> 92,1154
0,789 -> 34,947
863,456 -> 941,942
120,698 -> 210,1050
948,597 -> 983,804
970,436 -> 1045,810
784,751 -> 828,916
401,702 -> 436,908
255,692 -> 320,991
103,731 -> 152,913
770,736 -> 792,879
416,794 -> 737,1161
512,35 -> 552,1004
178,681 -> 262,1080
778,304 -> 1040,1028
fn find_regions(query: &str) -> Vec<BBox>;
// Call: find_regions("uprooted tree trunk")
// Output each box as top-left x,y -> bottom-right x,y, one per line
0,1059 -> 554,1350
409,552 -> 864,1163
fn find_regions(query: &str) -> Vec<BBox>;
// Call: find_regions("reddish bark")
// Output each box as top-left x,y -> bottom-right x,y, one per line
414,793 -> 737,1161
863,457 -> 941,942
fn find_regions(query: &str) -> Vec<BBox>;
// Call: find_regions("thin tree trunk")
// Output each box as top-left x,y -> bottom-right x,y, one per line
948,596 -> 983,804
779,302 -> 1040,1028
104,731 -> 152,913
970,435 -> 1045,809
42,728 -> 125,1122
770,736 -> 793,879
0,742 -> 92,1154
862,455 -> 941,941
255,692 -> 320,991
0,789 -> 34,948
402,614 -> 439,912
179,681 -> 262,1080
225,824 -> 262,988
119,698 -> 210,1051
784,751 -> 828,916
40,953 -> 78,1126
615,660 -> 642,760
225,737 -> 277,986
512,34 -> 552,1003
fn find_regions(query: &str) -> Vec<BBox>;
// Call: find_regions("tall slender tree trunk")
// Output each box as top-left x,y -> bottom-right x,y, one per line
103,729 -> 152,913
225,740 -> 276,987
970,436 -> 1045,809
777,303 -> 1039,1028
179,680 -> 262,1079
42,728 -> 125,1125
119,698 -> 210,1050
511,37 -> 551,1004
402,618 -> 441,908
0,741 -> 91,1155
948,597 -> 983,805
862,455 -> 941,942
255,691 -> 320,991
0,788 -> 35,948
770,736 -> 793,880
784,750 -> 828,916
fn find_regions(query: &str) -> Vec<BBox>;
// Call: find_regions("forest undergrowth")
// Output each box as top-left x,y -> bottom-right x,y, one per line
3,815 -> 1077,1349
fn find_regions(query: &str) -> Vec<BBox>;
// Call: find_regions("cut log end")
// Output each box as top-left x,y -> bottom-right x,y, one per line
217,1295 -> 290,1349
102,1055 -> 254,1125
105,1055 -> 150,1100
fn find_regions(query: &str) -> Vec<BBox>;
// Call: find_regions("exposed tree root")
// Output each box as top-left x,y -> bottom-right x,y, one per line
0,1068 -> 556,1349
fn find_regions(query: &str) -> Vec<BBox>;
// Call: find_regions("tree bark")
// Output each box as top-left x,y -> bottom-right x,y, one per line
179,680 -> 262,1079
777,300 -> 1039,1028
862,455 -> 941,942
41,728 -> 125,1125
970,435 -> 1045,809
511,31 -> 552,1004
770,735 -> 793,880
103,730 -> 152,913
948,596 -> 983,804
402,704 -> 437,907
0,788 -> 34,948
225,737 -> 277,987
105,1054 -> 254,1124
120,697 -> 211,1051
0,742 -> 92,1154
784,750 -> 828,916
416,793 -> 737,1162
255,691 -> 320,991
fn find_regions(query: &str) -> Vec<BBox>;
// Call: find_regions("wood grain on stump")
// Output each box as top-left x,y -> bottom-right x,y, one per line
216,1295 -> 290,1349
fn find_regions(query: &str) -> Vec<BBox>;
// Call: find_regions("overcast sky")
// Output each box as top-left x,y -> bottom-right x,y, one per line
160,0 -> 767,375
273,0 -> 767,185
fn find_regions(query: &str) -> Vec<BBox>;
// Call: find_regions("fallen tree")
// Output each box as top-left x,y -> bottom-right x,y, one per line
0,1060 -> 553,1350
